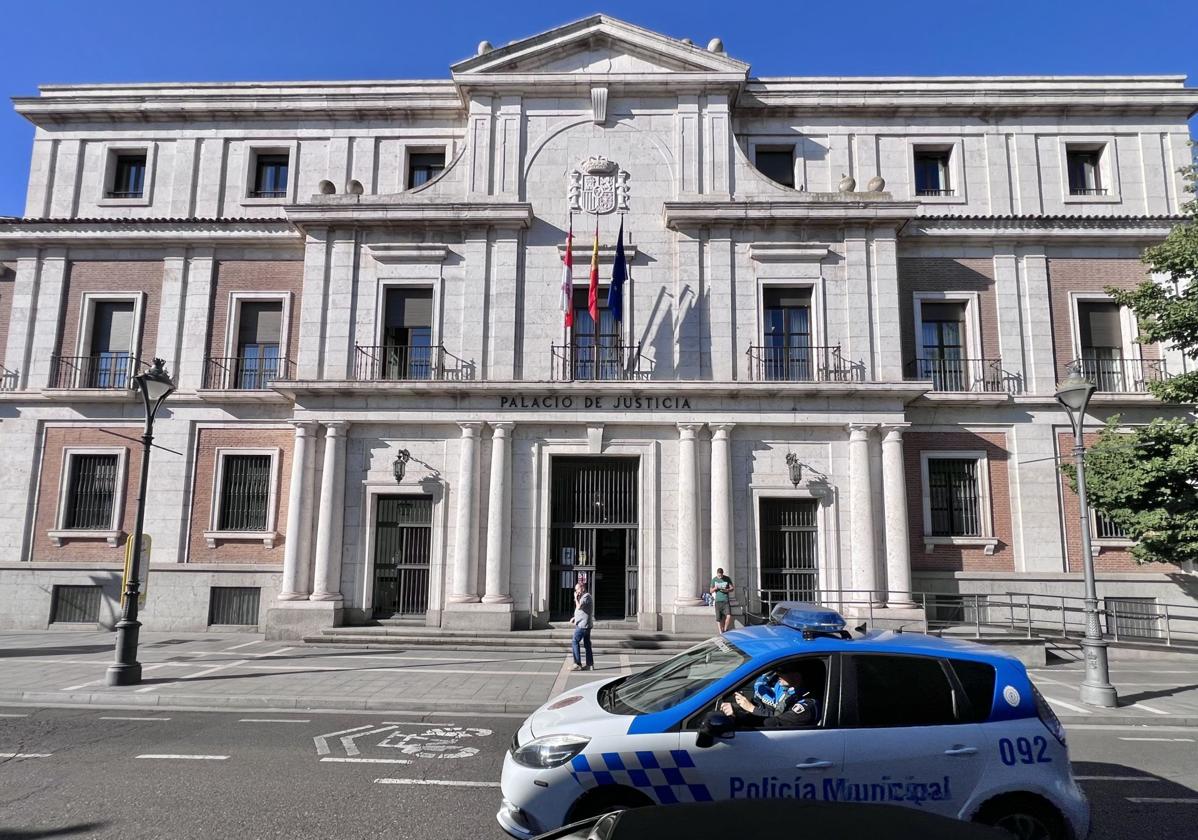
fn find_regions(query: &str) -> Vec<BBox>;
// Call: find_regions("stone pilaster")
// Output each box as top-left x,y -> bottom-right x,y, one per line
448,422 -> 482,603
709,424 -> 735,577
280,421 -> 317,600
311,421 -> 349,602
848,424 -> 880,604
675,423 -> 704,606
482,423 -> 514,604
880,425 -> 914,606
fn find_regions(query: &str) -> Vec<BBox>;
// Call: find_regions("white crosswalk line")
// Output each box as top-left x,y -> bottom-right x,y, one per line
136,754 -> 228,760
1118,737 -> 1195,742
374,778 -> 500,788
321,757 -> 412,764
1043,696 -> 1091,715
1131,702 -> 1169,715
99,716 -> 170,721
0,752 -> 52,759
238,718 -> 311,724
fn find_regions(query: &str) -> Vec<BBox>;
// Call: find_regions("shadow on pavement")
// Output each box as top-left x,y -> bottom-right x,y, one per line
1118,683 -> 1198,705
1073,761 -> 1197,840
0,821 -> 109,838
0,644 -> 114,659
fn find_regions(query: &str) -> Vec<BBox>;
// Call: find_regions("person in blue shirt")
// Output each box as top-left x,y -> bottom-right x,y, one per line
721,667 -> 819,728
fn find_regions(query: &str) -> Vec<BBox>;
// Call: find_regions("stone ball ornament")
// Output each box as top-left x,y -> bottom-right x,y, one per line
866,175 -> 886,192
707,37 -> 724,53
477,40 -> 493,55
838,174 -> 857,192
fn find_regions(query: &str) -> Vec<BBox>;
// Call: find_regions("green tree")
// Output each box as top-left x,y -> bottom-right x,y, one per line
1063,150 -> 1197,565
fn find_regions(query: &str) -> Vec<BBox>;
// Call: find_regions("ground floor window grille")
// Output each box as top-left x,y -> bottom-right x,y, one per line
218,454 -> 271,531
759,498 -> 819,613
372,495 -> 433,617
208,587 -> 261,626
65,454 -> 119,529
1104,597 -> 1160,640
50,585 -> 102,623
928,458 -> 981,536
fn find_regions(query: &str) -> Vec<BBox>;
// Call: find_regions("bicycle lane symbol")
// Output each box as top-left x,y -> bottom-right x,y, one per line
377,725 -> 494,760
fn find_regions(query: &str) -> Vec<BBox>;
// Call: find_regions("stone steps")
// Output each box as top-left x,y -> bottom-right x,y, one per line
303,625 -> 709,653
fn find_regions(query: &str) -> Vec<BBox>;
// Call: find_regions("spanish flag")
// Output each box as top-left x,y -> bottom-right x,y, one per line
587,218 -> 600,325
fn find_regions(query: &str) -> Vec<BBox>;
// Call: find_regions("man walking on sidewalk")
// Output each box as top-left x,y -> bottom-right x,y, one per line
710,567 -> 735,633
571,578 -> 594,671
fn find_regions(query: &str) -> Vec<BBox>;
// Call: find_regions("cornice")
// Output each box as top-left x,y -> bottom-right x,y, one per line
663,198 -> 919,229
286,200 -> 535,231
0,217 -> 299,246
907,214 -> 1186,241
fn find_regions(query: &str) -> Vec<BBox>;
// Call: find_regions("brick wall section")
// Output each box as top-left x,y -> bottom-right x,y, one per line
1046,259 -> 1161,381
0,267 -> 13,369
897,258 -> 999,371
1056,431 -> 1179,574
187,427 -> 294,564
206,261 -> 304,379
906,430 -> 1014,572
31,427 -> 144,563
55,261 -> 164,362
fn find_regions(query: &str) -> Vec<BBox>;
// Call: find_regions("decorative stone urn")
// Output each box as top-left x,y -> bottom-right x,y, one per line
838,174 -> 856,192
866,175 -> 886,192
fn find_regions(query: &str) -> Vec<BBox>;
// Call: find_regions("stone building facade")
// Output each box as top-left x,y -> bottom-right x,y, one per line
0,15 -> 1195,637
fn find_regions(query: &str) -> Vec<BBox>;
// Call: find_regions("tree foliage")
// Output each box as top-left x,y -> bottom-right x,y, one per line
1065,149 -> 1198,565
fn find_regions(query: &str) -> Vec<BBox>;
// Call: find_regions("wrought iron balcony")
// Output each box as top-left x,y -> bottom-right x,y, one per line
1069,187 -> 1108,196
203,355 -> 294,390
916,188 -> 955,197
551,342 -> 647,381
354,344 -> 474,382
745,344 -> 864,383
1069,356 -> 1169,393
906,357 -> 1023,394
105,190 -> 144,199
248,189 -> 287,199
50,354 -> 146,390
0,365 -> 17,391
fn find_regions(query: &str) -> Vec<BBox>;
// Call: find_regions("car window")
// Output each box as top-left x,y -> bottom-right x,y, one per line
721,656 -> 829,730
850,654 -> 958,727
609,637 -> 748,715
949,659 -> 996,723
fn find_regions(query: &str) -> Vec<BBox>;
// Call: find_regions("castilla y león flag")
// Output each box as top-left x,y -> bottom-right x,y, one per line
560,217 -> 574,327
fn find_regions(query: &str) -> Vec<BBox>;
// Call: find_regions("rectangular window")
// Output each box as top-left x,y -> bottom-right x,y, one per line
208,586 -> 261,626
50,585 -> 102,623
1077,300 -> 1125,390
927,458 -> 981,537
382,287 -> 434,379
109,154 -> 147,199
65,454 -> 119,530
1067,147 -> 1104,195
407,152 -> 445,188
918,301 -> 967,390
760,287 -> 813,381
755,147 -> 795,188
251,153 -> 289,198
572,287 -> 621,380
914,148 -> 952,196
1093,510 -> 1128,540
218,454 -> 272,531
87,300 -> 136,389
851,655 -> 958,727
235,301 -> 283,388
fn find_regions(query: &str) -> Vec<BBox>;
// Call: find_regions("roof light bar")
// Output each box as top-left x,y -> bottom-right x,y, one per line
769,601 -> 847,635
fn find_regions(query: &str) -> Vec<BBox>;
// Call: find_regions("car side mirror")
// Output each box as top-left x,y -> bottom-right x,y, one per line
695,711 -> 735,749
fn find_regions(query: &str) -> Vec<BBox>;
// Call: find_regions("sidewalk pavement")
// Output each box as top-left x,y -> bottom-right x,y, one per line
2,630 -> 1197,726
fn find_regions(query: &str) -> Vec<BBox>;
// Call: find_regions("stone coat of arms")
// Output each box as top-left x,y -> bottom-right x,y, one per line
569,156 -> 629,214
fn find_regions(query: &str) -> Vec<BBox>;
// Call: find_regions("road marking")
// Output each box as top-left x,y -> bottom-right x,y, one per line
222,640 -> 263,651
1118,737 -> 1195,742
250,646 -> 293,658
1064,724 -> 1198,733
550,654 -> 572,698
0,752 -> 52,759
1075,775 -> 1161,781
99,716 -> 171,721
321,757 -> 413,764
374,778 -> 501,788
314,724 -> 373,756
239,718 -> 311,724
134,659 -> 247,693
1043,696 -> 1091,715
343,725 -> 398,756
1126,797 -> 1198,804
619,654 -> 631,676
61,663 -> 169,691
0,713 -> 30,718
136,754 -> 228,760
1131,702 -> 1169,715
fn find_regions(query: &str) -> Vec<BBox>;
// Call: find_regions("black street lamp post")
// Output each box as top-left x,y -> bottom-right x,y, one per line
1054,364 -> 1118,708
106,358 -> 176,687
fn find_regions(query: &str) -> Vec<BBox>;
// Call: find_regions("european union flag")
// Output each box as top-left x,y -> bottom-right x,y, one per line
607,217 -> 627,322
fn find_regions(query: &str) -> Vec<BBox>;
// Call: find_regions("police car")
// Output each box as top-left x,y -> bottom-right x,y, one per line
498,603 -> 1089,840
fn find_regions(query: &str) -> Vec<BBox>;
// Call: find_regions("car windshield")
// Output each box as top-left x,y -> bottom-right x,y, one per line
608,637 -> 748,715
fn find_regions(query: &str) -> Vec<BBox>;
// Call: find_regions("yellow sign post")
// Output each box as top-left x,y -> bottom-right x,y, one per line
121,533 -> 152,610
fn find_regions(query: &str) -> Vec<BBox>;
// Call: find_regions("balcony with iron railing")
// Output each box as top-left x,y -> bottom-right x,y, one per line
905,357 -> 1024,394
248,189 -> 287,199
745,344 -> 864,383
49,354 -> 147,390
0,365 -> 17,391
1068,356 -> 1169,393
353,344 -> 475,382
551,342 -> 648,381
1069,187 -> 1108,196
203,355 -> 295,390
916,188 -> 955,197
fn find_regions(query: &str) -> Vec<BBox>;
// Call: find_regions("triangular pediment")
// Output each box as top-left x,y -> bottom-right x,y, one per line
451,15 -> 749,76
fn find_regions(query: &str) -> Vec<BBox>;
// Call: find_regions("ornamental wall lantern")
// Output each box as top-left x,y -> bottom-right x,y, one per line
785,452 -> 802,488
392,449 -> 411,484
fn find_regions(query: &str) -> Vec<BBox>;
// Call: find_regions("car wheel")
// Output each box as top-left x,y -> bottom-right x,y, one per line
568,786 -> 654,822
974,794 -> 1065,840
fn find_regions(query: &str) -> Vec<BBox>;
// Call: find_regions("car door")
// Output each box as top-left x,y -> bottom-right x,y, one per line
838,653 -> 988,819
681,655 -> 846,802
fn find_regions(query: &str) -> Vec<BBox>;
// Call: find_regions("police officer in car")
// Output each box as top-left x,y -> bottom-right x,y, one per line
720,667 -> 819,728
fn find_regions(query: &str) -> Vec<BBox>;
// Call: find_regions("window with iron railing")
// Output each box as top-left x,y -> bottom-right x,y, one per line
108,154 -> 146,199
1093,510 -> 1129,541
914,148 -> 953,196
65,454 -> 119,530
407,152 -> 445,189
1067,147 -> 1105,196
928,458 -> 981,537
250,153 -> 289,199
217,454 -> 272,531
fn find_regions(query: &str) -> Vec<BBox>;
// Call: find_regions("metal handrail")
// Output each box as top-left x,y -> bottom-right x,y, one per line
745,344 -> 864,383
916,188 -> 955,197
1067,356 -> 1169,393
353,344 -> 475,382
1069,187 -> 1108,196
906,357 -> 1023,394
203,355 -> 294,390
49,354 -> 148,390
551,341 -> 648,381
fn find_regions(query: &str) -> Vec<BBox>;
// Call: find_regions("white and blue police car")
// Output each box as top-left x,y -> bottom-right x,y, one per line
498,603 -> 1089,840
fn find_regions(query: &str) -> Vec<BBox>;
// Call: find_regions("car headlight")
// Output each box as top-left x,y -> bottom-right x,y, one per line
511,734 -> 590,769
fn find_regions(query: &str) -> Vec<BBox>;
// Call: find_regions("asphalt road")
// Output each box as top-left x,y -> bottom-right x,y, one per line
1,707 -> 1195,840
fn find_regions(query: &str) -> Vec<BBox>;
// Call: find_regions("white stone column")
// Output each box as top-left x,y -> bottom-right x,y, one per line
482,422 -> 514,604
280,421 -> 317,600
311,421 -> 349,602
448,422 -> 482,603
675,423 -> 704,606
848,424 -> 881,605
709,424 -> 735,577
880,425 -> 915,607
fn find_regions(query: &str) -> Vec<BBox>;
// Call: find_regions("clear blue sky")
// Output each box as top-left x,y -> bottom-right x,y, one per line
2,0 -> 1195,215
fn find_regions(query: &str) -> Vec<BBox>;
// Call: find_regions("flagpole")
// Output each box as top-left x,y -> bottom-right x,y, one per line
624,210 -> 634,364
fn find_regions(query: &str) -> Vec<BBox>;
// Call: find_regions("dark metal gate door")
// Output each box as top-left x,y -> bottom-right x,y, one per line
549,457 -> 638,620
759,498 -> 819,613
373,495 -> 432,618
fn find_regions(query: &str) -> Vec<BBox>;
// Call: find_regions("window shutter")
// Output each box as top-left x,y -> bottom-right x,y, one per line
386,289 -> 434,330
238,302 -> 283,345
1079,302 -> 1122,349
